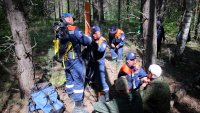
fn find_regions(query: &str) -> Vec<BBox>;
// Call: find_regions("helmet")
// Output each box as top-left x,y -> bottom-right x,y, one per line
126,52 -> 137,61
148,64 -> 162,78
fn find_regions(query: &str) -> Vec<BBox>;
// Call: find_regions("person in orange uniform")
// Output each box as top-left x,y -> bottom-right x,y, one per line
86,26 -> 109,102
109,26 -> 125,61
118,52 -> 147,91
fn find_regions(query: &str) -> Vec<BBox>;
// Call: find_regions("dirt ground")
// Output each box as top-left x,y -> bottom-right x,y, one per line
2,40 -> 200,113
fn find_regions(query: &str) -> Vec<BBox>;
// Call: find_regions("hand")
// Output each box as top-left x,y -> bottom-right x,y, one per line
141,82 -> 148,88
111,44 -> 115,48
141,77 -> 150,84
116,45 -> 119,49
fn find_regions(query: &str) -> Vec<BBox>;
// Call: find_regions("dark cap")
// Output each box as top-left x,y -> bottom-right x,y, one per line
126,52 -> 137,61
110,26 -> 117,34
62,13 -> 72,18
92,25 -> 101,33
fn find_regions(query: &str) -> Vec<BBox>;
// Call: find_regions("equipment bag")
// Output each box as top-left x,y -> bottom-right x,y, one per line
28,82 -> 64,113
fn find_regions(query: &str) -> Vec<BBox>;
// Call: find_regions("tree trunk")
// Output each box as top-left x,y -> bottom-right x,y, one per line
143,0 -> 157,71
59,0 -> 61,18
67,0 -> 70,13
4,0 -> 34,97
93,0 -> 99,24
157,0 -> 166,22
194,0 -> 200,40
118,0 -> 121,27
99,0 -> 104,22
75,0 -> 80,23
126,0 -> 130,19
175,0 -> 194,58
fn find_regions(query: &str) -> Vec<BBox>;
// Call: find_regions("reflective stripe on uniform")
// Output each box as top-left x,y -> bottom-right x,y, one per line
73,89 -> 84,93
69,31 -> 75,34
66,84 -> 74,88
103,88 -> 109,92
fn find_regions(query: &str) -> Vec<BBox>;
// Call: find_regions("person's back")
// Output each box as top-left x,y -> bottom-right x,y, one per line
93,76 -> 143,113
139,64 -> 170,113
140,77 -> 170,113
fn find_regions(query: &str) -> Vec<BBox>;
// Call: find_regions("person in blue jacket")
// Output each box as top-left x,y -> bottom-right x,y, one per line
60,13 -> 92,113
109,26 -> 125,61
86,26 -> 110,102
157,20 -> 165,58
118,52 -> 148,91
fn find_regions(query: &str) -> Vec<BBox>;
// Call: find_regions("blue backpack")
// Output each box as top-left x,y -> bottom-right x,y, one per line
28,82 -> 64,113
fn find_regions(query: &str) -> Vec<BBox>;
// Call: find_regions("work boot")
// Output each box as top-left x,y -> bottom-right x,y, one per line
105,92 -> 110,102
72,101 -> 88,113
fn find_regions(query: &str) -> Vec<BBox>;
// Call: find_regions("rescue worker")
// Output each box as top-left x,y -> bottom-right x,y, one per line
86,26 -> 109,102
139,64 -> 170,113
109,26 -> 125,61
93,76 -> 143,113
60,13 -> 92,113
157,20 -> 165,58
118,52 -> 147,91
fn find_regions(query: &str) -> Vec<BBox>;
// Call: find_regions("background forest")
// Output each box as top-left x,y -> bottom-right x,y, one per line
0,0 -> 200,113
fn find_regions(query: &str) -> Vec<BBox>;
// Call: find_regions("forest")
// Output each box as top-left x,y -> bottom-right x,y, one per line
0,0 -> 200,113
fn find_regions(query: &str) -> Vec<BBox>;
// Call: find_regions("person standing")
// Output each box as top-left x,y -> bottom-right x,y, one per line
86,26 -> 110,102
157,20 -> 165,58
60,13 -> 92,113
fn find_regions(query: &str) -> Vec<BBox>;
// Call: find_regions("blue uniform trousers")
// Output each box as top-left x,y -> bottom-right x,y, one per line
65,58 -> 86,102
91,61 -> 109,93
110,46 -> 123,60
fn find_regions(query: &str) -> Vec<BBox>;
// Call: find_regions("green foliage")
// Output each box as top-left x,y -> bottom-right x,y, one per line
164,22 -> 179,39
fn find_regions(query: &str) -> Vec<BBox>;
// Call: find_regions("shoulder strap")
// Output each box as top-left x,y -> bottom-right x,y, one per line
97,36 -> 106,45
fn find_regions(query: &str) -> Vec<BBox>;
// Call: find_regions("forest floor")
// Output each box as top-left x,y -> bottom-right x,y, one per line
1,38 -> 200,113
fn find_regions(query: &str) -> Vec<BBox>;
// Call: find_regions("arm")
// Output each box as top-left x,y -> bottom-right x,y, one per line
137,67 -> 147,85
98,41 -> 107,52
117,33 -> 125,48
74,27 -> 92,46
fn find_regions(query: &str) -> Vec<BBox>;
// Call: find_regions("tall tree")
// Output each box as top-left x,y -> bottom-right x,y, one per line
142,0 -> 157,71
93,0 -> 99,24
99,0 -> 104,22
194,0 -> 200,40
4,0 -> 34,97
118,0 -> 121,27
174,0 -> 195,59
75,0 -> 80,23
157,0 -> 166,22
67,0 -> 70,13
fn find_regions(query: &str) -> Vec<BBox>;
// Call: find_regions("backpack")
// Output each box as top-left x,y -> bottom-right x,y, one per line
53,22 -> 71,64
28,82 -> 64,113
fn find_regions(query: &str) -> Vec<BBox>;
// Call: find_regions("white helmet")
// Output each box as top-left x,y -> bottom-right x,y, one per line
148,64 -> 162,78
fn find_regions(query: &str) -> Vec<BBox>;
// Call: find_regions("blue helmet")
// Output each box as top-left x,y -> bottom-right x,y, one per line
126,52 -> 137,61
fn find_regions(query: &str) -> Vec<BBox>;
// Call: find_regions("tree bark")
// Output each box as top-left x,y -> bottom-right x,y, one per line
194,0 -> 200,40
118,0 -> 121,27
67,0 -> 70,13
75,0 -> 80,23
4,0 -> 34,97
93,0 -> 99,24
143,0 -> 157,71
157,0 -> 166,22
175,0 -> 194,58
99,0 -> 104,22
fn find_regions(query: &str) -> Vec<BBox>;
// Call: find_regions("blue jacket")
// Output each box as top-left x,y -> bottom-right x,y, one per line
88,36 -> 107,63
109,29 -> 125,48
